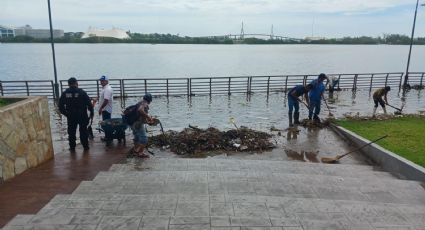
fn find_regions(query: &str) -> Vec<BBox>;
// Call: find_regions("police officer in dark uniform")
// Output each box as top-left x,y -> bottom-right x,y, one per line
59,77 -> 94,151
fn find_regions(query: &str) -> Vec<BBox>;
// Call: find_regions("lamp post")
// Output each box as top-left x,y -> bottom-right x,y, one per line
404,0 -> 424,88
47,0 -> 59,99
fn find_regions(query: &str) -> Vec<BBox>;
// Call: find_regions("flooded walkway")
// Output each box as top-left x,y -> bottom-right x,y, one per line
1,89 -> 424,227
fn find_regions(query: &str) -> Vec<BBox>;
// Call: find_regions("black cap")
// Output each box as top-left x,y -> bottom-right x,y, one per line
68,77 -> 77,85
318,73 -> 327,79
143,93 -> 153,103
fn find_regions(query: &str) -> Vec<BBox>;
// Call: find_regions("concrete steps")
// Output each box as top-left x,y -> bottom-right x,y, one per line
3,158 -> 425,230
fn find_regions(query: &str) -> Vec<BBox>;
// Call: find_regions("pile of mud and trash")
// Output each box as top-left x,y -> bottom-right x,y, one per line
149,125 -> 275,156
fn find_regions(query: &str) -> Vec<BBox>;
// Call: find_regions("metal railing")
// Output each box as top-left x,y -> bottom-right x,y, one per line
0,80 -> 55,98
1,72 -> 424,99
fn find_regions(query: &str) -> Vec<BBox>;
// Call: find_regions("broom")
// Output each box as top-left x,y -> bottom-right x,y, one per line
321,135 -> 388,164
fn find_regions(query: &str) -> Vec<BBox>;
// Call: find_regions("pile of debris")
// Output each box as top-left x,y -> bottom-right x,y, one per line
342,112 -> 402,121
149,126 -> 275,155
299,118 -> 332,129
411,84 -> 424,90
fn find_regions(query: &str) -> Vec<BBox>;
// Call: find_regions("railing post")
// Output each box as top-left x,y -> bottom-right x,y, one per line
0,81 -> 3,96
246,77 -> 249,94
384,73 -> 389,87
119,79 -> 123,98
144,79 -> 148,94
228,77 -> 231,95
352,74 -> 358,91
166,79 -> 169,97
187,78 -> 190,96
50,81 -> 54,98
249,77 -> 253,94
25,81 -> 29,96
285,76 -> 288,92
420,73 -> 425,87
122,79 -> 126,98
303,75 -> 308,85
399,73 -> 403,90
210,78 -> 212,96
189,78 -> 192,96
369,74 -> 374,91
266,76 -> 270,95
96,80 -> 100,98
337,75 -> 341,89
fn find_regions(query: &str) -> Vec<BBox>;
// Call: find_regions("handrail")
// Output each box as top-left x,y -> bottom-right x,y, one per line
0,72 -> 423,98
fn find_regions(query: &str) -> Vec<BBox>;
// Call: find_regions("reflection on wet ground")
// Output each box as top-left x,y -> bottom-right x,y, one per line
49,89 -> 425,165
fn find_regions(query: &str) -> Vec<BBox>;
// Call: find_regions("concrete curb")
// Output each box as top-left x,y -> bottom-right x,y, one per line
330,124 -> 425,182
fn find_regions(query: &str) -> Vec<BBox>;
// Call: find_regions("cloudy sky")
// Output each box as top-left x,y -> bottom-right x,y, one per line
2,0 -> 425,38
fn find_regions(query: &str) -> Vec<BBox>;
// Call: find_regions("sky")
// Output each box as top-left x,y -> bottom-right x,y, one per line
1,0 -> 425,38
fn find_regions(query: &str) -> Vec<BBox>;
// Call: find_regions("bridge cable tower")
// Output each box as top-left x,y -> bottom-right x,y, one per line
240,22 -> 245,40
270,24 -> 274,40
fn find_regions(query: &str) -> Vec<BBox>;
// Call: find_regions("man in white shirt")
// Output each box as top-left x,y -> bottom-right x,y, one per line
98,75 -> 113,120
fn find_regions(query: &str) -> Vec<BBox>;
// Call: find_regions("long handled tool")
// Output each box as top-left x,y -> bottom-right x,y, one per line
87,118 -> 94,140
322,95 -> 334,117
300,100 -> 310,110
321,135 -> 388,164
386,104 -> 402,111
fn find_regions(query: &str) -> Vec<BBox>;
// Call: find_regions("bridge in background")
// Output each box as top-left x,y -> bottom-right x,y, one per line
194,22 -> 302,42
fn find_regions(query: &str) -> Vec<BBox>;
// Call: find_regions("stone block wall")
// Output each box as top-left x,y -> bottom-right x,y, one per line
0,96 -> 54,182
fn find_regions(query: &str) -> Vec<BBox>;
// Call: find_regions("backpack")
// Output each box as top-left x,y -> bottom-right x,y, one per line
122,103 -> 141,125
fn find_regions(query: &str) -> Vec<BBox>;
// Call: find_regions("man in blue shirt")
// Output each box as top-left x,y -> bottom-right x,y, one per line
287,84 -> 312,127
308,73 -> 328,122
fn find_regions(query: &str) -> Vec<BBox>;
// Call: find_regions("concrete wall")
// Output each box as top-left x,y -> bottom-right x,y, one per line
0,96 -> 54,182
331,124 -> 425,182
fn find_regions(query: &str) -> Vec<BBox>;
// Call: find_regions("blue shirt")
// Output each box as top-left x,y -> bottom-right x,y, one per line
288,85 -> 307,98
308,79 -> 325,101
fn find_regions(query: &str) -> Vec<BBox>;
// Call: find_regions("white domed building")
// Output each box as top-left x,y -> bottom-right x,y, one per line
82,27 -> 130,39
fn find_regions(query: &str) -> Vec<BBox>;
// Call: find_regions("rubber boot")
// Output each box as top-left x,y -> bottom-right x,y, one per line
288,113 -> 294,127
372,107 -> 377,117
313,114 -> 321,123
383,107 -> 387,115
294,112 -> 300,125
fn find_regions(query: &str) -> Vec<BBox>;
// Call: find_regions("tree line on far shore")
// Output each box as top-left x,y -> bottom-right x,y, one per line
1,32 -> 425,45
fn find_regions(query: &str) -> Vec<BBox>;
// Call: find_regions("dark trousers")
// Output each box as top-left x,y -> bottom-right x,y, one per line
102,111 -> 111,121
101,111 -> 112,140
288,96 -> 300,114
308,100 -> 321,119
374,97 -> 385,108
67,117 -> 89,149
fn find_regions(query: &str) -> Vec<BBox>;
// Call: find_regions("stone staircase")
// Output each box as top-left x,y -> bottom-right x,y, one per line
3,158 -> 425,230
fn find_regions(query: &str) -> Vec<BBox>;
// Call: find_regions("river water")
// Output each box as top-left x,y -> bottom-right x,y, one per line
1,44 -> 425,80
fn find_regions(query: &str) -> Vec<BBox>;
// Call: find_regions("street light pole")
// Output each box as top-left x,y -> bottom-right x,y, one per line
47,0 -> 59,99
404,0 -> 424,88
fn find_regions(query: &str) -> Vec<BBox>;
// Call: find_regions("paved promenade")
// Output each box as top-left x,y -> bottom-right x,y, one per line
3,157 -> 425,230
0,140 -> 129,228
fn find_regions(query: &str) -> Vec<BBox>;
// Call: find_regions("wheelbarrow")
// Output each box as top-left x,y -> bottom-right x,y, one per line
98,118 -> 127,145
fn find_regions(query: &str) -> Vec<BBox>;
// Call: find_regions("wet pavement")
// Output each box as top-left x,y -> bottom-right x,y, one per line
0,139 -> 130,227
3,158 -> 425,230
1,89 -> 424,227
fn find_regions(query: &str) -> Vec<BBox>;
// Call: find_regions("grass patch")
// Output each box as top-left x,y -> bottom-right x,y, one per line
336,116 -> 425,167
0,98 -> 10,107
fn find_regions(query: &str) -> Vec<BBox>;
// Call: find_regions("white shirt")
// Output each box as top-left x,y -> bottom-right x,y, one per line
99,84 -> 113,113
